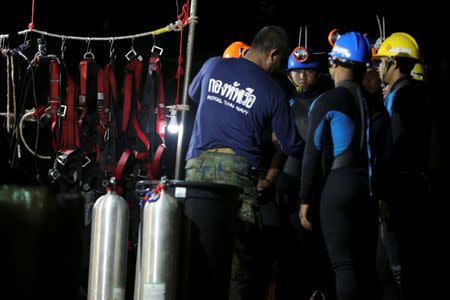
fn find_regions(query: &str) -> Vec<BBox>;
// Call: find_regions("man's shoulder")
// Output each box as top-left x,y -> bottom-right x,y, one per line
202,56 -> 222,69
395,79 -> 430,102
315,86 -> 349,103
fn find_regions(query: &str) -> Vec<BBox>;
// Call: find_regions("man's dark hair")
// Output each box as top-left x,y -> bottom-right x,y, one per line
333,58 -> 368,83
250,26 -> 289,58
395,56 -> 416,75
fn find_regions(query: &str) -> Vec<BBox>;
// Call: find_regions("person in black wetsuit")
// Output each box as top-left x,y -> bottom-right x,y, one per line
363,66 -> 402,300
374,32 -> 432,300
276,45 -> 334,300
298,31 -> 379,300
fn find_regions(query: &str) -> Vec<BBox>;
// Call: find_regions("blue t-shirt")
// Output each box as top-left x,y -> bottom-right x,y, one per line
186,56 -> 301,168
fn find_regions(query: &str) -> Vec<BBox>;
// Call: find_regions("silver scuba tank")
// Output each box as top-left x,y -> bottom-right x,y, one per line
87,180 -> 129,300
135,179 -> 182,300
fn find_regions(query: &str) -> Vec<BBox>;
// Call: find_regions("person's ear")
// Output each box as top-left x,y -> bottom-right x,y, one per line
391,58 -> 398,69
269,49 -> 280,62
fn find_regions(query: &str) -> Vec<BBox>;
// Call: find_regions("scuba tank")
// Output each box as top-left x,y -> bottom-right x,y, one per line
87,178 -> 129,300
134,178 -> 182,300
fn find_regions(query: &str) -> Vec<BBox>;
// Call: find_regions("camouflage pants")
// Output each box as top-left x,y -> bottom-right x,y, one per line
185,151 -> 262,299
185,151 -> 258,223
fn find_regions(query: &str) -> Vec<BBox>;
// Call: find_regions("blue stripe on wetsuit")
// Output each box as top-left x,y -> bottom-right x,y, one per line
362,97 -> 373,196
384,89 -> 398,117
313,110 -> 356,157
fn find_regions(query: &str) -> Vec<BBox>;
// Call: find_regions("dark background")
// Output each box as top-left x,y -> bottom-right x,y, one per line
1,0 -> 449,182
0,1 -> 449,298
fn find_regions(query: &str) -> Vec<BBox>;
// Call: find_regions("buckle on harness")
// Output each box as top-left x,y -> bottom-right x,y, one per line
125,49 -> 137,61
57,153 -> 69,165
79,95 -> 86,105
83,51 -> 95,60
137,169 -> 148,179
82,156 -> 91,168
104,128 -> 110,142
58,105 -> 67,117
151,45 -> 164,56
125,49 -> 143,62
48,168 -> 60,181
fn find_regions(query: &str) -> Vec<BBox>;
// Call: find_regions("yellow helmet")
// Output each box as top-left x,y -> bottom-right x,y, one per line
374,32 -> 420,60
411,62 -> 426,81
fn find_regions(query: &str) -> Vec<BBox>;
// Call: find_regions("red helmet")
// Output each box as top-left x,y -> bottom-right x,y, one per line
223,41 -> 250,58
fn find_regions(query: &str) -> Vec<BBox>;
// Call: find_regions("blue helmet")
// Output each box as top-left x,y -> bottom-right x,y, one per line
287,46 -> 320,70
328,31 -> 371,64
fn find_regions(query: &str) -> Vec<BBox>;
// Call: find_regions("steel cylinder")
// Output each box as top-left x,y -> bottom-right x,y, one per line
137,188 -> 182,300
87,191 -> 129,300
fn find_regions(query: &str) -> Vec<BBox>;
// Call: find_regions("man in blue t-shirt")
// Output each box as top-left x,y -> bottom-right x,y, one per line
185,26 -> 302,300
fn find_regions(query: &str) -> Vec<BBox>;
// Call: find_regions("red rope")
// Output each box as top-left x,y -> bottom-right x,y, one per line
174,0 -> 190,105
28,0 -> 35,30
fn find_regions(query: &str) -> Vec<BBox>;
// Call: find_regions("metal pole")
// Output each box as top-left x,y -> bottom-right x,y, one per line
174,0 -> 198,180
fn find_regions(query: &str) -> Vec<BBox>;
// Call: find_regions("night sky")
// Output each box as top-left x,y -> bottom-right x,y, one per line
1,1 -> 448,70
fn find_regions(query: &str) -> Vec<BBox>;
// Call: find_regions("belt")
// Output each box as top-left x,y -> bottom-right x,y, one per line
206,147 -> 236,154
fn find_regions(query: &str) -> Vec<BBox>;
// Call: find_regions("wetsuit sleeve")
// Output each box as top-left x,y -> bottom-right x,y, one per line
370,108 -> 391,200
389,97 -> 405,146
387,85 -> 432,181
298,96 -> 328,204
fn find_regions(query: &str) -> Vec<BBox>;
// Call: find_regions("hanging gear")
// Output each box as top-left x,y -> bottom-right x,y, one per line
48,59 -> 62,151
99,60 -> 119,178
115,54 -> 166,186
148,55 -> 167,174
60,76 -> 80,150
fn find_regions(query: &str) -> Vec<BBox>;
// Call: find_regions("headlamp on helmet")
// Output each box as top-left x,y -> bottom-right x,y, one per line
328,31 -> 371,65
288,46 -> 320,70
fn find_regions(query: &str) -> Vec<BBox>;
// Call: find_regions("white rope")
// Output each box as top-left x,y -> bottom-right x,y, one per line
5,49 -> 11,132
18,28 -> 153,41
16,19 -> 187,42
11,52 -> 17,129
1,48 -> 14,131
19,109 -> 51,160
1,16 -> 198,44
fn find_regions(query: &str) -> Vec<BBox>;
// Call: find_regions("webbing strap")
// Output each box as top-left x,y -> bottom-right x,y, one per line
119,58 -> 150,176
131,117 -> 150,159
151,143 -> 166,179
122,69 -> 132,132
122,59 -> 143,132
60,77 -> 79,149
49,59 -> 60,150
114,148 -> 132,181
78,60 -> 88,126
149,56 -> 166,142
104,63 -> 117,118
103,62 -> 118,174
96,68 -> 107,135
